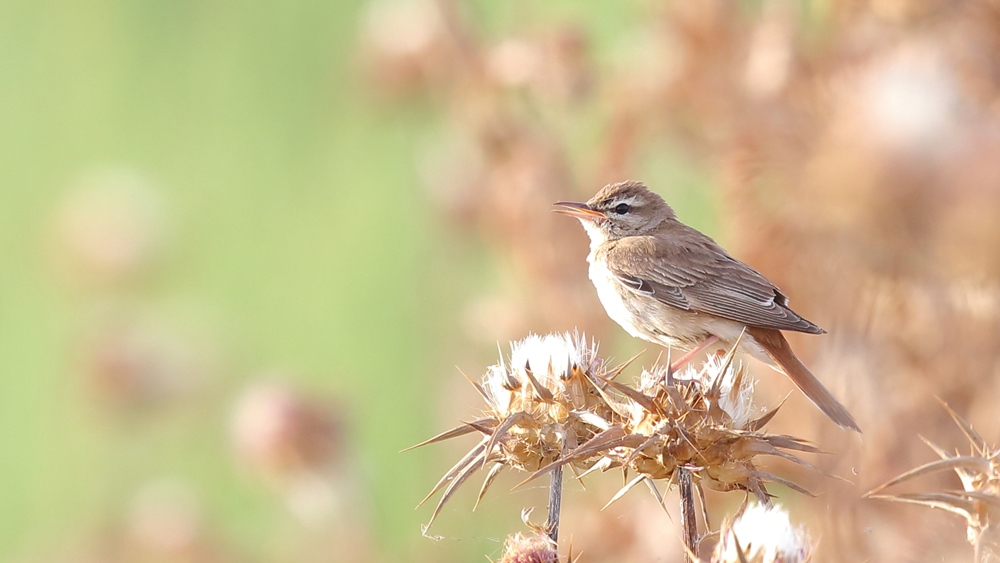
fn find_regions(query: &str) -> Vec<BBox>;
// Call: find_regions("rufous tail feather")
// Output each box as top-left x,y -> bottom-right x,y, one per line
747,327 -> 861,432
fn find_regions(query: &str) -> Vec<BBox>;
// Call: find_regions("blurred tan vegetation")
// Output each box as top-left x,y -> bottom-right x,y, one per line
365,0 -> 1000,560
4,0 -> 1000,561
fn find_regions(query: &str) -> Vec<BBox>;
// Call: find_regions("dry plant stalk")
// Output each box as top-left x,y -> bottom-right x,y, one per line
412,332 -> 821,558
867,402 -> 1000,561
678,465 -> 698,562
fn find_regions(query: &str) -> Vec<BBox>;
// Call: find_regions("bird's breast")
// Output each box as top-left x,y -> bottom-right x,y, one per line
588,249 -> 746,352
587,258 -> 642,337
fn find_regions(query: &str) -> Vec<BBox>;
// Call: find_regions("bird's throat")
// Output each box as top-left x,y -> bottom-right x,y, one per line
580,220 -> 609,254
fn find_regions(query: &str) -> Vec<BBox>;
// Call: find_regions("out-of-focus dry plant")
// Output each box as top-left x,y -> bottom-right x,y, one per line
42,160 -> 383,560
48,167 -> 170,289
618,3 -> 1000,559
413,332 -> 820,559
363,0 -> 1000,559
75,312 -> 212,410
45,167 -> 215,415
50,480 -> 239,563
359,0 -> 604,344
868,403 -> 1000,562
230,380 -> 378,561
116,480 -> 228,563
232,381 -> 344,483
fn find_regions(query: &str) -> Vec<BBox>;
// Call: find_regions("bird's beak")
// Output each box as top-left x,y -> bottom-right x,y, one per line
552,201 -> 605,221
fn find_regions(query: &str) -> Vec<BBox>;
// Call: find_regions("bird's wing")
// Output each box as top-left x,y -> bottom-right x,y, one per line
613,270 -> 693,311
604,234 -> 824,334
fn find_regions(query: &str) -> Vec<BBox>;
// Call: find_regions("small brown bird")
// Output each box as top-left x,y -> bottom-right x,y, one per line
554,180 -> 859,432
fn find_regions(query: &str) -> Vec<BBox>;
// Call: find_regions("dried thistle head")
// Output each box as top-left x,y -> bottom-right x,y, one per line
669,352 -> 756,429
497,531 -> 559,563
479,332 -> 614,472
713,502 -> 813,563
867,402 -> 1000,559
563,347 -> 819,506
414,333 -> 820,531
412,332 -> 614,527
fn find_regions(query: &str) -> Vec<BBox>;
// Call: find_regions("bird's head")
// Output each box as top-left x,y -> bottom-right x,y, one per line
554,180 -> 676,245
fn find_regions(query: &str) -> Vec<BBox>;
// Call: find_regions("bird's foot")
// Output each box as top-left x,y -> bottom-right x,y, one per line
668,335 -> 720,372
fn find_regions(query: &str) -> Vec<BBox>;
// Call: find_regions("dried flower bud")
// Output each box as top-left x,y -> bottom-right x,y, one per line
230,381 -> 343,481
414,332 -> 612,528
713,502 -> 813,563
498,531 -> 559,563
50,167 -> 168,287
78,313 -> 206,410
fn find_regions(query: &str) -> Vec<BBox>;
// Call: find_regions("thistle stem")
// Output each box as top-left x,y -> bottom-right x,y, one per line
678,466 -> 698,562
545,464 -> 563,543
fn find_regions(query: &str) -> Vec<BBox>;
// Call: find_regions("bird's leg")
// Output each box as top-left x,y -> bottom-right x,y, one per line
669,335 -> 720,371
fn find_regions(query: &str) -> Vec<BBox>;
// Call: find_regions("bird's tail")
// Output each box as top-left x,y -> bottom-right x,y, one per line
747,327 -> 861,432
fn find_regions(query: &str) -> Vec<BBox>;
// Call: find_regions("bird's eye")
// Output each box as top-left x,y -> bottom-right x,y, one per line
614,203 -> 631,215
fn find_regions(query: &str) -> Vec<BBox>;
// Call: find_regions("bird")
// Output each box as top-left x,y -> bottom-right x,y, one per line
553,180 -> 860,432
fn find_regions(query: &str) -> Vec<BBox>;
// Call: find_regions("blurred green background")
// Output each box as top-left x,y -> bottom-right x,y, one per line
9,0 -> 1000,561
0,1 -> 693,561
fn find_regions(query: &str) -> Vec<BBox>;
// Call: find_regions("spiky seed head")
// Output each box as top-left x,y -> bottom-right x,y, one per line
414,332 -> 616,529
713,502 -> 813,563
498,531 -> 559,563
602,353 -> 815,502
671,353 -> 756,429
479,332 -> 611,472
867,403 -> 1000,556
415,333 -> 818,530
